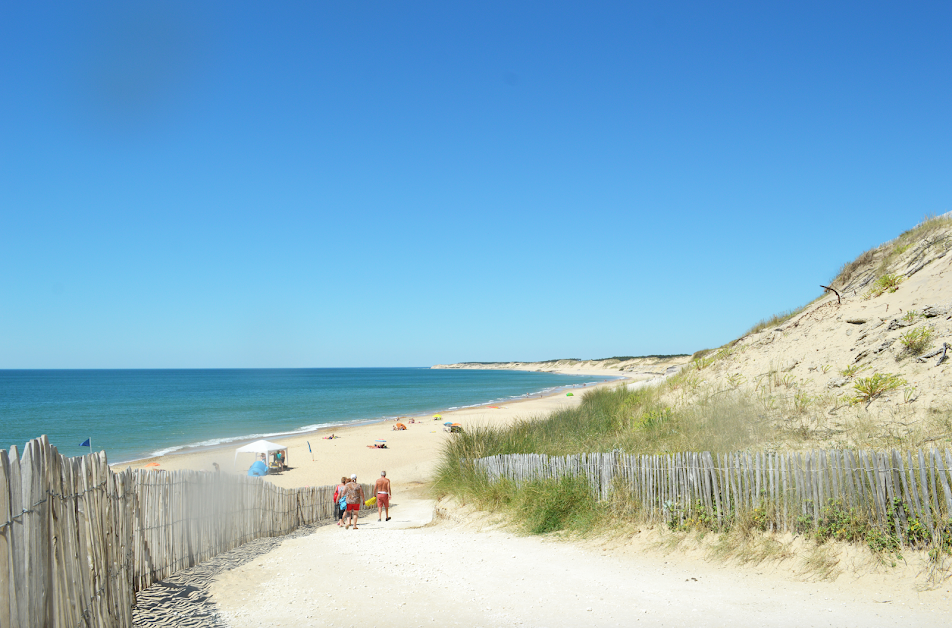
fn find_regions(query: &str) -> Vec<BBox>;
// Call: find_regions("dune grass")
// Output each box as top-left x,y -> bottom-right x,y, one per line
433,383 -> 774,534
434,385 -> 770,466
742,306 -> 808,336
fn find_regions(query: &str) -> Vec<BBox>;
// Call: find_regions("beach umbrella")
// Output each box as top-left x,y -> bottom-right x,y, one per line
566,392 -> 574,396
433,414 -> 442,419
451,423 -> 461,427
444,422 -> 453,426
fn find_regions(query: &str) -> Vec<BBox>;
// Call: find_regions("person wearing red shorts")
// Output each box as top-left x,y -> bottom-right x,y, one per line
374,470 -> 392,521
343,474 -> 365,529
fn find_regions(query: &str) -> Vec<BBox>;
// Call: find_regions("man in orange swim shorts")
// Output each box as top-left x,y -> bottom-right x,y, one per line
374,470 -> 392,521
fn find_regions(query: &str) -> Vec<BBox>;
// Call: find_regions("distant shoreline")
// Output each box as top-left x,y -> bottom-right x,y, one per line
432,355 -> 691,378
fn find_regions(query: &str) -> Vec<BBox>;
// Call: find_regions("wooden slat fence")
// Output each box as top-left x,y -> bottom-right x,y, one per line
0,436 -> 371,628
475,448 -> 952,544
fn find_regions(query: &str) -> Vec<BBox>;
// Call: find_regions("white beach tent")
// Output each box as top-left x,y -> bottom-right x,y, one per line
233,439 -> 288,470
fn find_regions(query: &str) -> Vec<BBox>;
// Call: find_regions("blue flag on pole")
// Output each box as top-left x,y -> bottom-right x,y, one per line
307,441 -> 311,452
79,438 -> 90,447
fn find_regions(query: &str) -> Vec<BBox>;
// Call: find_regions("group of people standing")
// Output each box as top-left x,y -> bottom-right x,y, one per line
333,471 -> 392,529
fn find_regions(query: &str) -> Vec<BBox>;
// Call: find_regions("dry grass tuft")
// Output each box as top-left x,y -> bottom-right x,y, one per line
798,544 -> 842,581
833,247 -> 877,289
710,525 -> 793,566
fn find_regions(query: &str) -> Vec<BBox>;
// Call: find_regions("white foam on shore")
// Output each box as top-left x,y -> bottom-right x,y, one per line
143,420 -> 359,459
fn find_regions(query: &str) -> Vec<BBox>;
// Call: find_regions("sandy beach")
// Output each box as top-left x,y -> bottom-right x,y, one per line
118,369 -> 645,493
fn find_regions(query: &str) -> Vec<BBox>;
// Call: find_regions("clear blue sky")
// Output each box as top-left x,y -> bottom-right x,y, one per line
1,1 -> 950,368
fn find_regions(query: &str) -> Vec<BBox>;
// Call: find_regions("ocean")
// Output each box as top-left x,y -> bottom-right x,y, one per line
0,368 -> 608,462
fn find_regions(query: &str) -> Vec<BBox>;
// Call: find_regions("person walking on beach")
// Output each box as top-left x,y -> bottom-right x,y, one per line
374,471 -> 392,522
333,476 -> 347,527
343,474 -> 364,529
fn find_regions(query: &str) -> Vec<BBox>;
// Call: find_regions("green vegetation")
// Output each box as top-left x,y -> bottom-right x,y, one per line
435,386 -> 768,464
864,273 -> 904,299
726,373 -> 746,388
840,364 -> 869,379
512,475 -> 603,534
899,327 -> 934,356
803,499 -> 952,565
851,373 -> 906,406
901,310 -> 921,323
793,390 -> 814,414
809,500 -> 901,555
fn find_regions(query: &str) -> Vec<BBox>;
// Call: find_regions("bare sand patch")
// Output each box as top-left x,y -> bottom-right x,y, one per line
210,497 -> 952,627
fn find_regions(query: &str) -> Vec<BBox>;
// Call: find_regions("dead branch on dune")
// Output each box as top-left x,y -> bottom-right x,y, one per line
820,284 -> 841,305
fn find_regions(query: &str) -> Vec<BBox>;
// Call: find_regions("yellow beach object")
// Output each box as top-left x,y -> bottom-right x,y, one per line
365,496 -> 377,507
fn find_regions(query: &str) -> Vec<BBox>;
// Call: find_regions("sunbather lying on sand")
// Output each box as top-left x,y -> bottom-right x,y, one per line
366,443 -> 388,449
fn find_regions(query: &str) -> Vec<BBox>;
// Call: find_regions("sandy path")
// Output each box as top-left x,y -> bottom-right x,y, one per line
210,499 -> 951,628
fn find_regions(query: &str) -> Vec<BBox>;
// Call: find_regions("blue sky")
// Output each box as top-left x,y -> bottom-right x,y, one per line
1,1 -> 950,368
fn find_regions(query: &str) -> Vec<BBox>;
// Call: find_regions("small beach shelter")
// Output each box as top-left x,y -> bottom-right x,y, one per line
233,439 -> 289,470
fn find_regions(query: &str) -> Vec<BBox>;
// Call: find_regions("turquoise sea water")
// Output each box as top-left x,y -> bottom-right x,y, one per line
0,368 -> 609,462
